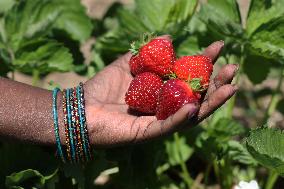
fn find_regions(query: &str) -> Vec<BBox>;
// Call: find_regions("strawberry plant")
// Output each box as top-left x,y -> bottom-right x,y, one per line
1,0 -> 284,189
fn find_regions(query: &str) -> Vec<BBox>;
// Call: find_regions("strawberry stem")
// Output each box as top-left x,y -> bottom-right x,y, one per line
129,32 -> 156,56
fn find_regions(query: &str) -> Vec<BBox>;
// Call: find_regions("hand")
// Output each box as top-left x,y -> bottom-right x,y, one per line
83,36 -> 238,147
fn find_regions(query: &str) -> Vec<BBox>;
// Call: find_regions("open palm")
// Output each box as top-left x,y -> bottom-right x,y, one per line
83,36 -> 238,147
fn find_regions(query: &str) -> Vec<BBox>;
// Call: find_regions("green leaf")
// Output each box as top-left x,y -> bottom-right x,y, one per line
0,0 -> 15,15
227,141 -> 257,165
13,39 -> 73,74
117,0 -> 198,36
243,55 -> 271,84
208,118 -> 246,140
0,143 -> 58,188
93,29 -> 130,63
92,51 -> 105,71
6,169 -> 45,189
208,0 -> 241,22
94,0 -> 198,63
166,0 -> 197,24
165,135 -> 193,166
176,35 -> 201,56
135,0 -> 175,32
246,127 -> 284,176
4,0 -> 61,51
117,8 -> 149,35
199,0 -> 243,38
246,0 -> 284,36
6,169 -> 58,189
54,0 -> 93,42
248,17 -> 284,62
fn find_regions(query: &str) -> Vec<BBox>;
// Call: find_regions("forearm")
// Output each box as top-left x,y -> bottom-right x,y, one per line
0,77 -> 65,145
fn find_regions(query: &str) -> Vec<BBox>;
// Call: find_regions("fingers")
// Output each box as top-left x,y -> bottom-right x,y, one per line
206,64 -> 239,96
202,40 -> 224,63
127,84 -> 237,143
131,103 -> 199,143
198,84 -> 237,122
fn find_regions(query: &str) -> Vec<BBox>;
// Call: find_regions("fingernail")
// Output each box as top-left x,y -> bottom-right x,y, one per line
187,104 -> 199,120
219,40 -> 225,46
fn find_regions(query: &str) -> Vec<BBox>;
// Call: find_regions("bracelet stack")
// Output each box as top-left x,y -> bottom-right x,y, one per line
52,82 -> 92,163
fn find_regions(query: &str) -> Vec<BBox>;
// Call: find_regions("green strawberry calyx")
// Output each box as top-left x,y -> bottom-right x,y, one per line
129,33 -> 156,56
189,78 -> 207,92
165,72 -> 177,79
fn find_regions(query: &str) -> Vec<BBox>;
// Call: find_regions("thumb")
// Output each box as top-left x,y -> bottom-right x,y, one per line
162,103 -> 200,131
137,103 -> 199,143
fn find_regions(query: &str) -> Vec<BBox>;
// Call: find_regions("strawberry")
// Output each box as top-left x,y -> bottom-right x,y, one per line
129,55 -> 143,75
156,79 -> 201,120
174,55 -> 213,88
129,37 -> 175,77
125,72 -> 163,113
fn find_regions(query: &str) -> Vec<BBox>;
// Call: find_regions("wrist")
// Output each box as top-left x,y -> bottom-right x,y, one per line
56,91 -> 66,146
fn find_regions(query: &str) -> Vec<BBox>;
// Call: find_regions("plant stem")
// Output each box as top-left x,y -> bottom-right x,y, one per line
227,46 -> 245,118
32,69 -> 40,86
204,163 -> 212,186
213,160 -> 220,186
265,171 -> 278,189
220,157 -> 233,189
262,66 -> 284,126
174,132 -> 193,188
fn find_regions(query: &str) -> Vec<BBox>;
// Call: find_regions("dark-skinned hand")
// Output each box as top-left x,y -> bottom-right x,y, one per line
83,35 -> 238,147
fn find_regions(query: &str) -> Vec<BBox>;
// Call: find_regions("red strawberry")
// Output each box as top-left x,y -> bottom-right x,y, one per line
156,79 -> 201,120
129,38 -> 175,77
129,55 -> 143,75
125,72 -> 163,113
174,55 -> 213,88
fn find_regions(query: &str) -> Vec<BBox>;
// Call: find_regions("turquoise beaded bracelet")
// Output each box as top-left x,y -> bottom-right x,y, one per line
52,88 -> 66,163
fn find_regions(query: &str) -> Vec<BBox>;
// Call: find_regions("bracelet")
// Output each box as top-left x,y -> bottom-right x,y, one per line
52,84 -> 92,163
52,88 -> 66,163
62,89 -> 71,162
78,83 -> 92,161
66,88 -> 76,163
77,83 -> 92,161
73,87 -> 85,163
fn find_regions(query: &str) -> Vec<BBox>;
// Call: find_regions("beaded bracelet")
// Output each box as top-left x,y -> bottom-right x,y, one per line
53,84 -> 92,163
78,83 -> 92,161
52,88 -> 66,163
73,87 -> 85,162
62,90 -> 71,162
66,88 -> 77,163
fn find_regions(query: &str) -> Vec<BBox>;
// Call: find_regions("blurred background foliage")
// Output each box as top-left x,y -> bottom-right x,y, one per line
0,0 -> 284,188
